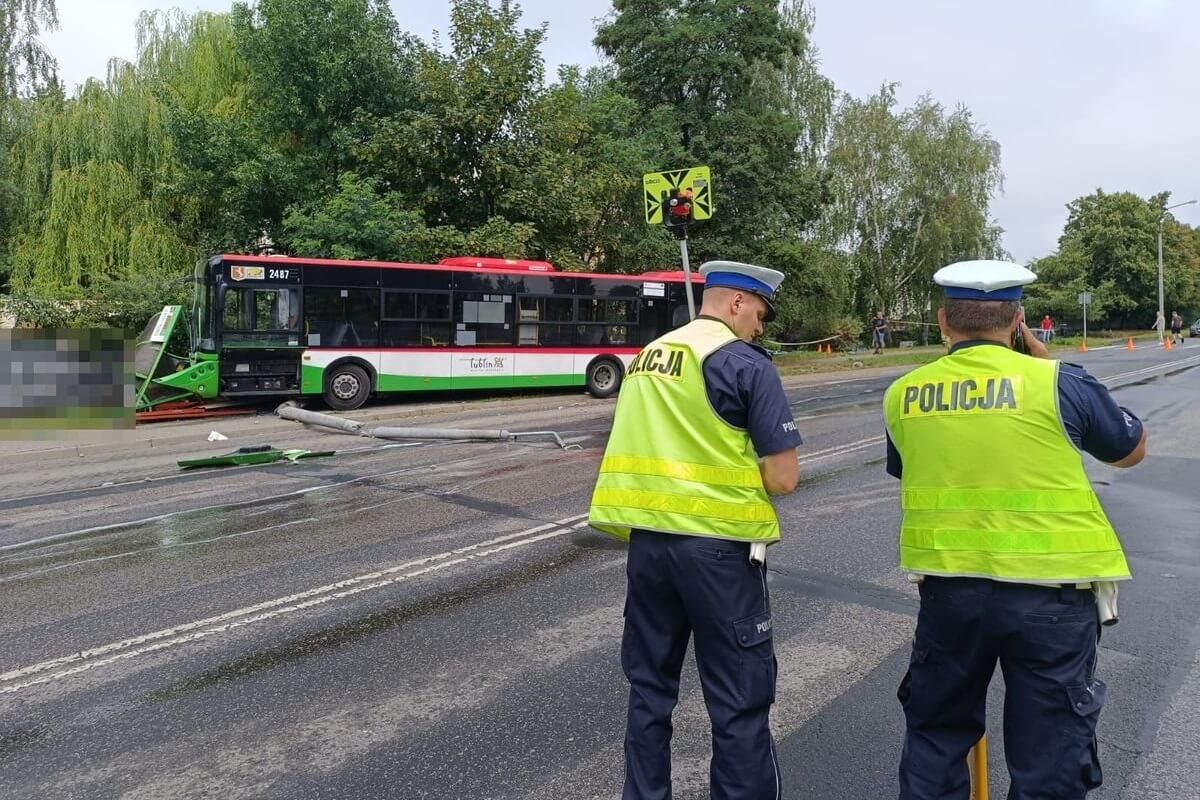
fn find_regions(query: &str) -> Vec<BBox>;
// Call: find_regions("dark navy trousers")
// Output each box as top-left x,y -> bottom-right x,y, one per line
898,576 -> 1106,800
622,530 -> 780,800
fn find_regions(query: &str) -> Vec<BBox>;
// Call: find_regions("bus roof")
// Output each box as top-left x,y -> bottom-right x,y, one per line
213,254 -> 704,283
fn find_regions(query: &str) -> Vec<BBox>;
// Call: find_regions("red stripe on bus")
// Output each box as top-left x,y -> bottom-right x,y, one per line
306,347 -> 644,354
216,254 -> 702,283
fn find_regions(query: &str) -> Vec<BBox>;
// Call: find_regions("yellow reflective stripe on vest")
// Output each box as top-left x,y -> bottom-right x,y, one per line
897,549 -> 1131,583
591,488 -> 777,524
901,527 -> 1123,554
599,455 -> 762,488
901,487 -> 1100,513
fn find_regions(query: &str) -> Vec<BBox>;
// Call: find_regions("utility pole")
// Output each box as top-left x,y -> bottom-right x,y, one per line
1158,199 -> 1196,341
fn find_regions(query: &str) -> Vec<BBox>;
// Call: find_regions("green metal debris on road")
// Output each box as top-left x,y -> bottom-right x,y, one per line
177,445 -> 336,470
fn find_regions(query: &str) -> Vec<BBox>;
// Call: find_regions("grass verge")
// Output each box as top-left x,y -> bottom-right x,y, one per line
773,329 -> 1179,377
774,346 -> 946,376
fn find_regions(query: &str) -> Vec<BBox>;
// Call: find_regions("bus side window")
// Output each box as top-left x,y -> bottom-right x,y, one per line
305,287 -> 379,347
275,289 -> 299,330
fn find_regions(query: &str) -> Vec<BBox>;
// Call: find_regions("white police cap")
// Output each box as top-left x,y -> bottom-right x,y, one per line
698,260 -> 785,321
933,259 -> 1037,301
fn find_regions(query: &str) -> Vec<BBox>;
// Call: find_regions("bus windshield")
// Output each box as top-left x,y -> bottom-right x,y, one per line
220,283 -> 301,345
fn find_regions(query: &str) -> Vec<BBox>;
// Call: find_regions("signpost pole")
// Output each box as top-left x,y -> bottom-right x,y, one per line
679,234 -> 696,321
1077,291 -> 1092,347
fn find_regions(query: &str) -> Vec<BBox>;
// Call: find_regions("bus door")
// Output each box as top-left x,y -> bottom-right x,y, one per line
514,295 -> 577,388
451,292 -> 515,389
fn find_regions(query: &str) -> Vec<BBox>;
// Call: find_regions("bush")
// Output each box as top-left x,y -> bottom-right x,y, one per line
2,269 -> 191,333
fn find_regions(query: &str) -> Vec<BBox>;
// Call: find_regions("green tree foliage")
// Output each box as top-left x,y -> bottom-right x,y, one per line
346,0 -> 544,228
775,1 -> 835,169
166,0 -> 418,251
282,172 -> 535,262
827,84 -> 1004,327
9,64 -> 188,290
1,0 -> 59,287
1025,190 -> 1200,326
3,11 -> 235,328
303,1 -> 674,274
1,0 -> 1012,341
763,238 -> 855,342
1,0 -> 58,98
594,0 -> 831,268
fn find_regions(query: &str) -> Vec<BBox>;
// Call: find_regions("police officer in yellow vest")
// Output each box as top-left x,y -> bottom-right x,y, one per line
884,260 -> 1148,799
590,260 -> 802,800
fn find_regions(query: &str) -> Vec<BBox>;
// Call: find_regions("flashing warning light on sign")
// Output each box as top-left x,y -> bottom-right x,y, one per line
641,166 -> 713,322
667,188 -> 694,224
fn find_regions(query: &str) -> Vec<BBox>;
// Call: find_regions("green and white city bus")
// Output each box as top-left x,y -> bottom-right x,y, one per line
138,254 -> 703,411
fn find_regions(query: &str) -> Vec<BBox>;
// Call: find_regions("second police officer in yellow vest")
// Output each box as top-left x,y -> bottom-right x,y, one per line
590,260 -> 802,800
884,260 -> 1147,799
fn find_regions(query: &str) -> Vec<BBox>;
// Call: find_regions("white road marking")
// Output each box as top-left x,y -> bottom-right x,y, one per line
800,438 -> 885,464
1101,353 -> 1200,384
798,436 -> 886,463
0,517 -> 319,585
0,462 -> 454,554
0,513 -> 589,695
0,442 -> 425,508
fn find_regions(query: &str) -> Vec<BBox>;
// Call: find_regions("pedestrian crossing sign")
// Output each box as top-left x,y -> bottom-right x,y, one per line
643,166 -> 713,225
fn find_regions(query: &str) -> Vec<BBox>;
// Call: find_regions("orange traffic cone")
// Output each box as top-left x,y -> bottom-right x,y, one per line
1078,339 -> 1088,353
1126,338 -> 1136,351
1164,337 -> 1173,350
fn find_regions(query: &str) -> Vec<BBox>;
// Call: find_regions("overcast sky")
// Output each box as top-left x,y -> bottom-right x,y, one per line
42,0 -> 1200,263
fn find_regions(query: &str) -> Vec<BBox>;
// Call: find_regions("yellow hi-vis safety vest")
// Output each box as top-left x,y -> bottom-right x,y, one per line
588,318 -> 781,544
883,344 -> 1131,584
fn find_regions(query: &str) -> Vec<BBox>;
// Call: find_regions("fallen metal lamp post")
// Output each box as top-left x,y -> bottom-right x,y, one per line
274,404 -> 580,451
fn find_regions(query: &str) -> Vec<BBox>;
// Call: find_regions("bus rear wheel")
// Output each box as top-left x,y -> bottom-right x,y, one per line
323,364 -> 371,411
586,358 -> 622,398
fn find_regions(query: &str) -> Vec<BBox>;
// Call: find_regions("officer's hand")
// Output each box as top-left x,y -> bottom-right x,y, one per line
1020,322 -> 1051,359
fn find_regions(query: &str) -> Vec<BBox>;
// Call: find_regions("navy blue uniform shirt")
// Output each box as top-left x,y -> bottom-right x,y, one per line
698,316 -> 803,457
886,341 -> 1143,477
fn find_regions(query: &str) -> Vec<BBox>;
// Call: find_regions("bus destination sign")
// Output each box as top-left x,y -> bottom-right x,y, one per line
230,264 -> 301,283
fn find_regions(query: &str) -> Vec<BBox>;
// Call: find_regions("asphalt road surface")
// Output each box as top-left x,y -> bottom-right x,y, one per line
1,342 -> 1197,799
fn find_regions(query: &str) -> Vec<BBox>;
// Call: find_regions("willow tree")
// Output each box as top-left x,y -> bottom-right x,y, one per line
827,84 -> 1004,324
1,0 -> 59,287
2,0 -> 58,98
5,10 -> 249,328
8,62 -> 184,291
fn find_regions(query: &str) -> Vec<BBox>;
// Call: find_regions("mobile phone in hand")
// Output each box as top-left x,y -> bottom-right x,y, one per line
1012,306 -> 1030,354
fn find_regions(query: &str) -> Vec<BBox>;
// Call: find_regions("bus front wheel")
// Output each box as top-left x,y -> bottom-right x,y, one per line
586,358 -> 622,398
323,364 -> 371,411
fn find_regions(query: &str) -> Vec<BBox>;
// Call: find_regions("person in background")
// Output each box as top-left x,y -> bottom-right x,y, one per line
1153,310 -> 1166,342
1040,314 -> 1054,344
872,311 -> 890,354
1170,311 -> 1183,345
